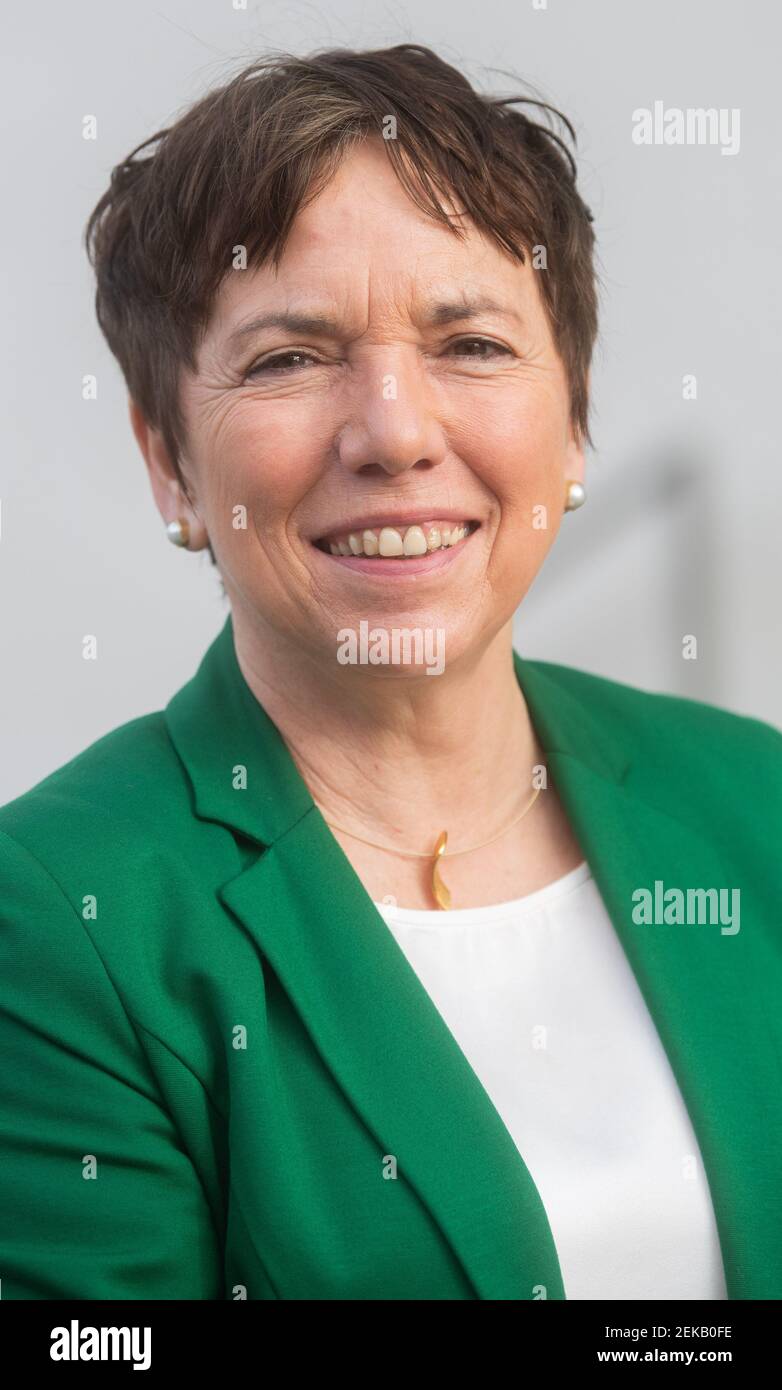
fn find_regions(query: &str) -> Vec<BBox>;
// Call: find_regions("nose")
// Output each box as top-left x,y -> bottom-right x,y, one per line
335,350 -> 449,479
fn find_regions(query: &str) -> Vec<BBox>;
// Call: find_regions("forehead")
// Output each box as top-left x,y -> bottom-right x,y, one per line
209,138 -> 543,335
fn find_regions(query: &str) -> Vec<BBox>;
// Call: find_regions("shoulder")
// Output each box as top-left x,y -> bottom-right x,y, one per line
0,706 -> 243,1046
521,656 -> 782,788
0,711 -> 198,889
0,709 -> 185,826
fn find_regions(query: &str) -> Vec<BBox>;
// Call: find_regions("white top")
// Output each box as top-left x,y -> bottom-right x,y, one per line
374,861 -> 727,1301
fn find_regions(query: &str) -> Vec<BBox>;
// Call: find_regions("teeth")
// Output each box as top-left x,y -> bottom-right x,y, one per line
323,521 -> 472,558
378,527 -> 404,557
402,526 -> 428,556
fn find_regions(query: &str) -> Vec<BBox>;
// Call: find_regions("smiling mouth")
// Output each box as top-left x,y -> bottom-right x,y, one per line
314,520 -> 480,558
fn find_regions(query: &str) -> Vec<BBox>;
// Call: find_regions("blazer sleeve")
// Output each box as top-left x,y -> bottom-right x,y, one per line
0,830 -> 223,1299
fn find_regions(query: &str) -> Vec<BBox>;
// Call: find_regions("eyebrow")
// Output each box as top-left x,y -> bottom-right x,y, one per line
427,295 -> 516,326
224,296 -> 520,350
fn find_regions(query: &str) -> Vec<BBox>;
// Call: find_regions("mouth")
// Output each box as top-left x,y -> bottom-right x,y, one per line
313,519 -> 480,560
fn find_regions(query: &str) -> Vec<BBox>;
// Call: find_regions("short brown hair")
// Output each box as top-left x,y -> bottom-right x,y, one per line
85,43 -> 599,550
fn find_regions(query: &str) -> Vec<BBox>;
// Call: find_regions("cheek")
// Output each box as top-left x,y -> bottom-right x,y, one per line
460,389 -> 569,523
200,405 -> 323,546
457,392 -> 568,594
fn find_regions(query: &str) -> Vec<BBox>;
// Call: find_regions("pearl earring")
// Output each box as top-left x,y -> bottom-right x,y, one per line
564,480 -> 586,511
166,518 -> 190,547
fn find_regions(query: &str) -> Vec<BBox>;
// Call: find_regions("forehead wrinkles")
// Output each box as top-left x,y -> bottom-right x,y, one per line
361,261 -> 420,336
208,232 -> 530,362
315,250 -> 511,337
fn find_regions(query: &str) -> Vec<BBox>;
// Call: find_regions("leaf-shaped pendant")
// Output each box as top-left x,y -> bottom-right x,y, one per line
431,830 -> 451,910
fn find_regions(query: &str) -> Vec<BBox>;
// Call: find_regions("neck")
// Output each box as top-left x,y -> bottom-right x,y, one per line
230,604 -> 540,852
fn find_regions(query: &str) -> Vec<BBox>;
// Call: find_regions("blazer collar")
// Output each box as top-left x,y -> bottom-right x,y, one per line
165,613 -> 314,846
165,614 -> 779,1300
165,612 -> 629,851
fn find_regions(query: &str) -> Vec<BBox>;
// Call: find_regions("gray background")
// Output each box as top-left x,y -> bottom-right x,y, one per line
2,0 -> 780,803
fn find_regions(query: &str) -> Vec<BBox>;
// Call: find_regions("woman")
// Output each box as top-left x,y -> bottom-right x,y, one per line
1,44 -> 780,1302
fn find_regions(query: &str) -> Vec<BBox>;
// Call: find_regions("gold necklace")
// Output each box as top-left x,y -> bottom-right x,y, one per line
323,780 -> 542,910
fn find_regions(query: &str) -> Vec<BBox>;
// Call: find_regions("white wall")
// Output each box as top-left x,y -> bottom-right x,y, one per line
1,0 -> 779,803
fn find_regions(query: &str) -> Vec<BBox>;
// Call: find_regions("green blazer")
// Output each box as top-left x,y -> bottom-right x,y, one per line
1,614 -> 780,1300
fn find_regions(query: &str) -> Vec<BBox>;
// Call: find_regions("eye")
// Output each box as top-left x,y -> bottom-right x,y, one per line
246,350 -> 318,378
446,337 -> 514,360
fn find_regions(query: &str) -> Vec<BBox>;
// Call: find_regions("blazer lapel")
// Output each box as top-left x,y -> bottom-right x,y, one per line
166,617 -> 781,1299
516,655 -> 782,1300
221,824 -> 567,1299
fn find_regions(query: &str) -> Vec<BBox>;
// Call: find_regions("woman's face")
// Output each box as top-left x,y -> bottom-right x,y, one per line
166,136 -> 584,673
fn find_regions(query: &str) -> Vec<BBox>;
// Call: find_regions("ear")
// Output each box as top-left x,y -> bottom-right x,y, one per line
128,397 -> 210,551
563,368 -> 590,486
563,426 -> 586,486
